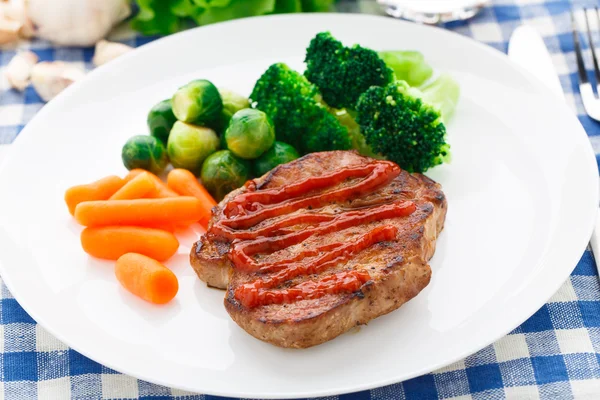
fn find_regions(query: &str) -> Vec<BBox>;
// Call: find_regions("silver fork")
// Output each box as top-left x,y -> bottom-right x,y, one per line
572,8 -> 600,269
572,7 -> 600,121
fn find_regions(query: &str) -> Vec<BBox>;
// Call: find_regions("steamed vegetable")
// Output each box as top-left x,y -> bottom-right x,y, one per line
65,175 -> 125,215
213,88 -> 250,134
109,171 -> 156,200
420,73 -> 461,121
121,135 -> 169,174
356,80 -> 449,173
81,226 -> 179,261
115,253 -> 178,304
167,168 -> 216,228
172,79 -> 223,125
253,141 -> 300,177
304,32 -> 394,110
225,108 -> 275,159
148,99 -> 177,145
125,169 -> 178,198
379,50 -> 433,87
329,107 -> 379,158
74,197 -> 205,228
167,121 -> 219,174
200,150 -> 250,201
250,63 -> 351,154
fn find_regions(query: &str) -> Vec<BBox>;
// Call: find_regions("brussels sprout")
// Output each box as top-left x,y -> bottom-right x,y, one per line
211,88 -> 250,134
201,150 -> 251,201
253,141 -> 300,177
147,99 -> 177,145
224,108 -> 275,160
167,121 -> 219,174
220,88 -> 250,118
121,135 -> 168,174
172,79 -> 223,124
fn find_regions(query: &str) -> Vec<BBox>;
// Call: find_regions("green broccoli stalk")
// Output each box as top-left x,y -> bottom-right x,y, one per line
304,32 -> 395,110
356,80 -> 450,173
250,63 -> 351,154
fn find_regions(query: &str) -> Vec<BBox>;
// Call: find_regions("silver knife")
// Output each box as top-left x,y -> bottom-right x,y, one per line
508,25 -> 600,268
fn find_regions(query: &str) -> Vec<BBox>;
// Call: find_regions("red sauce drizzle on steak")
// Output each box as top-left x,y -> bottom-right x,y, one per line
208,160 -> 415,308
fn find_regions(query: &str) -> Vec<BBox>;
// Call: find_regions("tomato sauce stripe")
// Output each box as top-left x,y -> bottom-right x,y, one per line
229,202 -> 415,273
233,225 -> 398,307
224,163 -> 393,216
218,161 -> 401,230
234,270 -> 372,309
206,160 -> 413,309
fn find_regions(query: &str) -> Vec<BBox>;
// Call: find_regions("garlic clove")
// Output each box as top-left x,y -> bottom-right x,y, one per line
26,0 -> 131,46
0,17 -> 21,45
4,50 -> 38,91
92,39 -> 133,66
30,61 -> 86,102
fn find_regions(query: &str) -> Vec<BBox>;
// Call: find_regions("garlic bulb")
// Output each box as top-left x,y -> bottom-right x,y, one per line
26,0 -> 131,46
1,0 -> 34,38
30,61 -> 85,102
4,50 -> 38,90
0,17 -> 20,44
92,39 -> 133,66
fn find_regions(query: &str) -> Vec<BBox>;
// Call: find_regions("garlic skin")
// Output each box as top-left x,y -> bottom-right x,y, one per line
0,17 -> 20,44
4,50 -> 38,91
1,0 -> 34,38
92,39 -> 133,66
30,61 -> 86,102
26,0 -> 131,46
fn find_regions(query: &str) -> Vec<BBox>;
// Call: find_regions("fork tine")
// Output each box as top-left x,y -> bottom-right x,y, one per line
584,8 -> 600,84
573,9 -> 590,84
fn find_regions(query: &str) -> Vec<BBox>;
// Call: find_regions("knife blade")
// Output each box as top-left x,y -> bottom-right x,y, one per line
508,25 -> 600,268
508,25 -> 564,100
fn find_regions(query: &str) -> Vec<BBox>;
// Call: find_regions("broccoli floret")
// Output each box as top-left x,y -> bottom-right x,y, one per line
356,81 -> 449,173
250,63 -> 351,154
304,32 -> 394,110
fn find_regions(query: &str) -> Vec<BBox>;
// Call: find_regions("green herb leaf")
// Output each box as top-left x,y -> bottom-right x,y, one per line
192,0 -> 276,25
300,0 -> 335,12
132,0 -> 183,35
273,0 -> 302,13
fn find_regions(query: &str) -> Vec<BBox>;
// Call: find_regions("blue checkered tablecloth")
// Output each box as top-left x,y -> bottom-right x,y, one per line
2,0 -> 600,399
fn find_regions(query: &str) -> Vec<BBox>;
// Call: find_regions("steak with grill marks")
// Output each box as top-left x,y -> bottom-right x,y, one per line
190,151 -> 447,348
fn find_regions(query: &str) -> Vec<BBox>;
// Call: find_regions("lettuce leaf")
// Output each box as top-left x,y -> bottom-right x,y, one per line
192,0 -> 276,26
132,0 -> 337,35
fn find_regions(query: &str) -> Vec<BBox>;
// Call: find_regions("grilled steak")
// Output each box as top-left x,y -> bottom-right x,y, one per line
191,151 -> 447,348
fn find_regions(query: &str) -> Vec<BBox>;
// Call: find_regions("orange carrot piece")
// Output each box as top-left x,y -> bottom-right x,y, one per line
115,253 -> 178,304
125,169 -> 178,198
65,176 -> 125,215
74,197 -> 204,228
109,172 -> 156,200
81,226 -> 179,261
167,169 -> 216,227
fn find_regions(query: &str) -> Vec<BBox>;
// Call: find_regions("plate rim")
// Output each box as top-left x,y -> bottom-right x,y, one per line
0,13 -> 598,398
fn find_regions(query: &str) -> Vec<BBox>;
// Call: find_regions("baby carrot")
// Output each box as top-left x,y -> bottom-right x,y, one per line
125,169 -> 178,198
74,197 -> 204,228
115,253 -> 178,304
167,169 -> 216,227
109,172 -> 156,200
81,226 -> 179,261
64,176 -> 125,215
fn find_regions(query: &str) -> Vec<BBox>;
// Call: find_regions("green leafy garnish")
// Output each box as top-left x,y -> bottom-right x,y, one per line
132,0 -> 337,35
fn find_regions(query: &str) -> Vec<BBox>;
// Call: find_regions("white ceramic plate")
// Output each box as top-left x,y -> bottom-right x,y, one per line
0,14 -> 597,399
